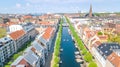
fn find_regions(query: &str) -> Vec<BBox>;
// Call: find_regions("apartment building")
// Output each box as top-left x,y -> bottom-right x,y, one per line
0,37 -> 15,66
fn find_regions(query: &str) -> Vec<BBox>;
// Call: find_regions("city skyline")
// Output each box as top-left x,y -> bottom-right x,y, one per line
0,0 -> 120,14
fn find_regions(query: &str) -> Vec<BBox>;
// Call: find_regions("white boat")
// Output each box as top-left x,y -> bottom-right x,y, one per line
75,51 -> 80,55
60,61 -> 62,64
76,59 -> 84,63
60,49 -> 63,51
75,55 -> 81,59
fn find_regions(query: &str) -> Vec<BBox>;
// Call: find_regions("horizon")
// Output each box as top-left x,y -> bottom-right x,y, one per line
0,0 -> 120,14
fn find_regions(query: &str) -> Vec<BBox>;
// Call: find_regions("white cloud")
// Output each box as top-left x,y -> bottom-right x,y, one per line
26,3 -> 30,6
25,0 -> 103,3
16,3 -> 21,8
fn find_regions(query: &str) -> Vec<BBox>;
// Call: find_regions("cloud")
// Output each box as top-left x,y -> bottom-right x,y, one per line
16,3 -> 21,8
25,0 -> 103,3
26,3 -> 30,6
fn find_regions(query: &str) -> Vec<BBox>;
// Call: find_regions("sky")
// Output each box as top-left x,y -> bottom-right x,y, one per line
0,0 -> 120,14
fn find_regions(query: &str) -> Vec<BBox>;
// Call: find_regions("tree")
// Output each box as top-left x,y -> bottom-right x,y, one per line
81,48 -> 88,55
84,52 -> 93,62
97,31 -> 103,35
88,62 -> 98,67
0,28 -> 6,38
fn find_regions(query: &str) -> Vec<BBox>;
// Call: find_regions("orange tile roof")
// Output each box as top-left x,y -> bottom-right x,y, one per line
39,21 -> 54,25
18,59 -> 31,67
98,35 -> 108,40
42,27 -> 54,40
107,52 -> 120,67
6,22 -> 17,26
23,15 -> 32,19
9,30 -> 25,40
85,31 -> 93,38
93,41 -> 101,47
31,47 -> 36,53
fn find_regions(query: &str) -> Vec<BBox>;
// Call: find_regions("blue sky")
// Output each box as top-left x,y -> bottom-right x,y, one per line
0,0 -> 120,13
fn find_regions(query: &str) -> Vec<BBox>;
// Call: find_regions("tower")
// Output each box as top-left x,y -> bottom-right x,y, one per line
89,4 -> 92,17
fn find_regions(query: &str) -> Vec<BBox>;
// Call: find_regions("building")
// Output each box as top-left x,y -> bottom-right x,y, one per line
85,4 -> 94,17
92,43 -> 120,67
9,25 -> 23,33
11,50 -> 40,67
31,40 -> 45,66
9,22 -> 37,39
89,4 -> 93,17
107,52 -> 120,67
37,27 -> 55,58
22,23 -> 38,40
0,37 -> 15,66
11,40 -> 45,67
8,30 -> 28,52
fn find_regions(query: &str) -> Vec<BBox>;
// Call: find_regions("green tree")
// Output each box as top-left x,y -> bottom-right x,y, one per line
97,31 -> 103,35
84,52 -> 93,62
81,48 -> 88,55
88,62 -> 98,67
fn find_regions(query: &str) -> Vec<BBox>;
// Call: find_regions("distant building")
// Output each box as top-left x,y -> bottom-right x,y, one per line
85,4 -> 94,17
89,4 -> 93,17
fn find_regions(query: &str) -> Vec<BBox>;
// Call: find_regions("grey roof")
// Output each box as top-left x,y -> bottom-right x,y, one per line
16,65 -> 25,67
32,40 -> 44,53
22,23 -> 34,32
97,43 -> 120,59
0,36 -> 12,47
24,50 -> 39,66
11,56 -> 23,66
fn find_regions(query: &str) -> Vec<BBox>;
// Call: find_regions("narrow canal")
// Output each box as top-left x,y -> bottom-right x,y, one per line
59,26 -> 80,67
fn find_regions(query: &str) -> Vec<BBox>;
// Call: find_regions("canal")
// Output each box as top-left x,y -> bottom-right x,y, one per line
59,26 -> 80,67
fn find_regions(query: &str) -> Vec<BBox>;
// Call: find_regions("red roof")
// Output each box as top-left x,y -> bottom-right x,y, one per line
9,30 -> 25,40
98,35 -> 108,40
107,52 -> 120,67
31,47 -> 36,53
42,27 -> 54,40
39,21 -> 54,25
18,58 -> 31,67
93,41 -> 101,47
23,15 -> 32,19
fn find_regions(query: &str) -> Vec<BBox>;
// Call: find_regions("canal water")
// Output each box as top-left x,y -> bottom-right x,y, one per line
59,26 -> 80,67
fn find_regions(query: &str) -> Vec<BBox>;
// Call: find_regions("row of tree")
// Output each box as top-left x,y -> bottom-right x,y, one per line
66,17 -> 97,67
51,18 -> 63,67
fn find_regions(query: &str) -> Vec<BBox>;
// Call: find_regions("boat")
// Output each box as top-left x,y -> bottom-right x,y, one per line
60,61 -> 62,64
60,49 -> 63,51
75,45 -> 78,48
63,39 -> 65,41
75,55 -> 81,59
75,51 -> 80,55
76,59 -> 84,63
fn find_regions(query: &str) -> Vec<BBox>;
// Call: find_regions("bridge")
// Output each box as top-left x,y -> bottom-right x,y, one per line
62,23 -> 69,27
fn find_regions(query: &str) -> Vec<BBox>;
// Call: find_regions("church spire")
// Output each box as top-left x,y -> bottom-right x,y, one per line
89,4 -> 92,17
